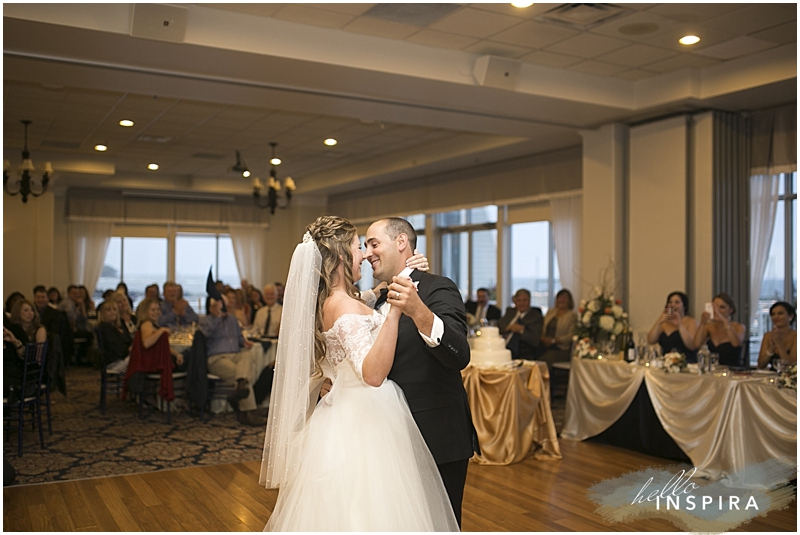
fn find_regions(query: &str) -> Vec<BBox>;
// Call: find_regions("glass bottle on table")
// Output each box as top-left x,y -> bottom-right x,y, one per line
697,345 -> 710,375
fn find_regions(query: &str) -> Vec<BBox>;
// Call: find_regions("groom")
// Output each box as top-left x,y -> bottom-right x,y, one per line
365,217 -> 477,526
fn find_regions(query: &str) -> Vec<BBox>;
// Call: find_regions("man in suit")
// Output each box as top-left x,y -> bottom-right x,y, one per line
497,289 -> 544,360
464,287 -> 501,323
365,217 -> 476,527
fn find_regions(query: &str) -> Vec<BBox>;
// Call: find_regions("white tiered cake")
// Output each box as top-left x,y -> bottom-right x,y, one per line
470,326 -> 512,365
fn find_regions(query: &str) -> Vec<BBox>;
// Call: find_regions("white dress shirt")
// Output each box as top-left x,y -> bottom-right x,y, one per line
376,267 -> 444,347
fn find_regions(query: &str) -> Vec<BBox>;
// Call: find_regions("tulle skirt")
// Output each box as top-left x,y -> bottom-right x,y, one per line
265,372 -> 459,532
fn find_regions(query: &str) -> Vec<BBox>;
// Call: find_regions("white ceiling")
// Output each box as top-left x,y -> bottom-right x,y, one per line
2,3 -> 796,201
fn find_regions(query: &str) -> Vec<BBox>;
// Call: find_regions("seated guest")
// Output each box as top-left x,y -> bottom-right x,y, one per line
465,287 -> 502,324
225,288 -> 251,328
3,299 -> 47,399
159,281 -> 199,328
77,285 -> 96,319
102,289 -> 116,301
58,285 -> 93,362
32,285 -> 66,336
47,287 -> 63,306
248,286 -> 265,324
96,300 -> 132,364
123,298 -> 184,402
758,301 -> 797,370
144,284 -> 161,301
692,293 -> 746,367
253,284 -> 282,338
4,292 -> 25,322
275,282 -> 285,305
113,291 -> 137,335
201,297 -> 264,426
497,289 -> 544,360
647,291 -> 699,362
538,289 -> 578,368
116,282 -> 135,310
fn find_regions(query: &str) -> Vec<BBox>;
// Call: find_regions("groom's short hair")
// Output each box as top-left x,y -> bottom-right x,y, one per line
382,217 -> 417,250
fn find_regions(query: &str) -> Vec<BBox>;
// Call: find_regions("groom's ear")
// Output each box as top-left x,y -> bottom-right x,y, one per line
396,233 -> 410,253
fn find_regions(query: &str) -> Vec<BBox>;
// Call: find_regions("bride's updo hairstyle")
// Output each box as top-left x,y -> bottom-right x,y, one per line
305,215 -> 363,366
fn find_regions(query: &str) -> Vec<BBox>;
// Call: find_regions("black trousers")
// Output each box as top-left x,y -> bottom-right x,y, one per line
437,458 -> 470,527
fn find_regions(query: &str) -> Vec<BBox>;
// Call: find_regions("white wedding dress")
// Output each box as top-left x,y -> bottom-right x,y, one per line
265,311 -> 458,532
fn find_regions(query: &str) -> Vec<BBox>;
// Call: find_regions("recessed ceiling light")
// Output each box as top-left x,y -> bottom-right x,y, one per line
511,1 -> 535,8
243,170 -> 251,178
94,144 -> 108,152
147,163 -> 159,171
679,35 -> 700,46
324,138 -> 338,146
270,157 -> 282,166
119,119 -> 134,127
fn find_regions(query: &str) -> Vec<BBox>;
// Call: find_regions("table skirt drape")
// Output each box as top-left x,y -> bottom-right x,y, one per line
462,361 -> 561,465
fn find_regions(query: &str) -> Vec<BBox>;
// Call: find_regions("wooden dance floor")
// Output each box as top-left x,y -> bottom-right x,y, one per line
4,439 -> 796,531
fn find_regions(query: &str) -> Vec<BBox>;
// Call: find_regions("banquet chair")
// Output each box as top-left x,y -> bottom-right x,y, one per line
95,328 -> 126,414
3,342 -> 49,457
184,330 -> 236,421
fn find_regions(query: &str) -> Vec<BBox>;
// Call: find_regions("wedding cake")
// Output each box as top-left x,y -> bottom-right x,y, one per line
470,326 -> 512,365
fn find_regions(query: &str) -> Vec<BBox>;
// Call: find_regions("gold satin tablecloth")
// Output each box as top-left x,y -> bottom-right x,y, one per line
461,360 -> 561,465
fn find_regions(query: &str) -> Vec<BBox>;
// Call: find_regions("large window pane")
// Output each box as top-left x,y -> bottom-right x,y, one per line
471,229 -> 497,299
176,234 -> 218,310
760,207 -> 785,300
404,214 -> 426,230
435,206 -> 497,227
217,236 -> 239,287
510,222 -> 551,311
95,237 -> 122,301
123,237 -> 167,306
441,232 -> 469,300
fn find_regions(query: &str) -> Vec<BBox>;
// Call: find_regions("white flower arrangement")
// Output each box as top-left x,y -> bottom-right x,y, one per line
575,263 -> 629,348
573,337 -> 599,359
663,351 -> 686,373
778,363 -> 797,390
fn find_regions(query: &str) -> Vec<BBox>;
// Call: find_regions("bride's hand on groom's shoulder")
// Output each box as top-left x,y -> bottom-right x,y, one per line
405,249 -> 429,272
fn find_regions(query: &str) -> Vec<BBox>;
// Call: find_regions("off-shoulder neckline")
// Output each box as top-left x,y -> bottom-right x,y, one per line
322,311 -> 379,334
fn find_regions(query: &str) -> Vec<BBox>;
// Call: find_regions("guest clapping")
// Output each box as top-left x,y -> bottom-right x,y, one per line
538,289 -> 577,368
757,301 -> 797,370
692,293 -> 746,367
647,292 -> 699,361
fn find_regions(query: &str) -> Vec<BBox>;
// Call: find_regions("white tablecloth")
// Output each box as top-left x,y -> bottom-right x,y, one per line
562,358 -> 797,488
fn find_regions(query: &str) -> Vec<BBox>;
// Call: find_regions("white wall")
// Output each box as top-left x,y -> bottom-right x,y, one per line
628,116 -> 688,330
690,112 -> 715,319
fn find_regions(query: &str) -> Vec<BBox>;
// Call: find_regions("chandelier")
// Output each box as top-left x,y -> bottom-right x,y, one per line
4,120 -> 53,203
252,142 -> 295,214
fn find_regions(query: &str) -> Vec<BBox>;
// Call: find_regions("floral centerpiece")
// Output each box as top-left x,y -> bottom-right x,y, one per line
573,337 -> 599,359
778,363 -> 797,390
663,351 -> 686,373
574,263 -> 628,358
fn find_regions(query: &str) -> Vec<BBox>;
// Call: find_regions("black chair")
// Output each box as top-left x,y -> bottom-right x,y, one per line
95,328 -> 126,414
185,331 -> 235,421
3,342 -> 48,457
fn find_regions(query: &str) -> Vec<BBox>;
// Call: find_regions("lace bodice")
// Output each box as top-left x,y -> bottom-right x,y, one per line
323,311 -> 385,383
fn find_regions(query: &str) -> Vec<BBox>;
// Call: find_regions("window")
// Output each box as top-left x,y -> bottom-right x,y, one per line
749,172 -> 797,363
175,234 -> 239,310
438,207 -> 498,302
96,231 -> 239,310
509,221 -> 560,314
96,237 -> 168,306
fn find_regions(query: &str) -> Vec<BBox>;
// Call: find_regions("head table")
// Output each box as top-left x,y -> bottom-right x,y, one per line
561,357 -> 796,489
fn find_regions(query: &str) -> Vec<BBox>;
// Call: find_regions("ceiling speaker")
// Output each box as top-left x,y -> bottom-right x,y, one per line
131,4 -> 188,43
473,56 -> 521,90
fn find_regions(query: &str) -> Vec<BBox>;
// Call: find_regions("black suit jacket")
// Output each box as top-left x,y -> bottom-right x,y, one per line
497,306 -> 544,359
464,301 -> 502,321
383,270 -> 476,465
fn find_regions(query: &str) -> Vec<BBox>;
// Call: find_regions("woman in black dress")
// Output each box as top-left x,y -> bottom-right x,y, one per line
692,293 -> 746,367
646,291 -> 699,361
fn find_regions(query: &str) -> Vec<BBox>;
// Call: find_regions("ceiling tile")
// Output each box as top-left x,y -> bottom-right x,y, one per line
490,20 -> 581,49
469,3 -> 557,19
342,17 -> 419,40
568,60 -> 629,77
518,50 -> 584,68
645,3 -> 744,24
405,29 -> 479,50
306,3 -> 375,16
595,43 -> 677,68
693,36 -> 777,60
613,68 -> 658,81
749,21 -> 797,45
644,53 -> 721,73
272,4 -> 356,29
591,11 -> 681,42
704,4 -> 796,35
203,3 -> 282,18
427,7 -> 523,39
544,32 -> 630,59
462,40 -> 531,59
643,25 -> 738,53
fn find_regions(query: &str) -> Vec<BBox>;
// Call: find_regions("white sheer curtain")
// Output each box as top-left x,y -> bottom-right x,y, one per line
550,195 -> 582,295
749,175 -> 781,327
68,221 -> 113,296
229,224 -> 265,287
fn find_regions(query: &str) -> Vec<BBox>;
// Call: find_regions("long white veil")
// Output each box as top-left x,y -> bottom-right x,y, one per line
259,232 -> 321,488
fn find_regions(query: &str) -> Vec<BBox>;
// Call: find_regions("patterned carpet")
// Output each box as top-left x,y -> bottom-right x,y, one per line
3,367 -> 266,486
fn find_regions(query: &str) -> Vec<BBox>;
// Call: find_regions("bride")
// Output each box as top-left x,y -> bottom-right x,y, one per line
260,215 -> 458,531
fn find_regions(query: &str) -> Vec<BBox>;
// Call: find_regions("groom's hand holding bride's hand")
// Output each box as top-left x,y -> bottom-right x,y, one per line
388,275 -> 434,337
